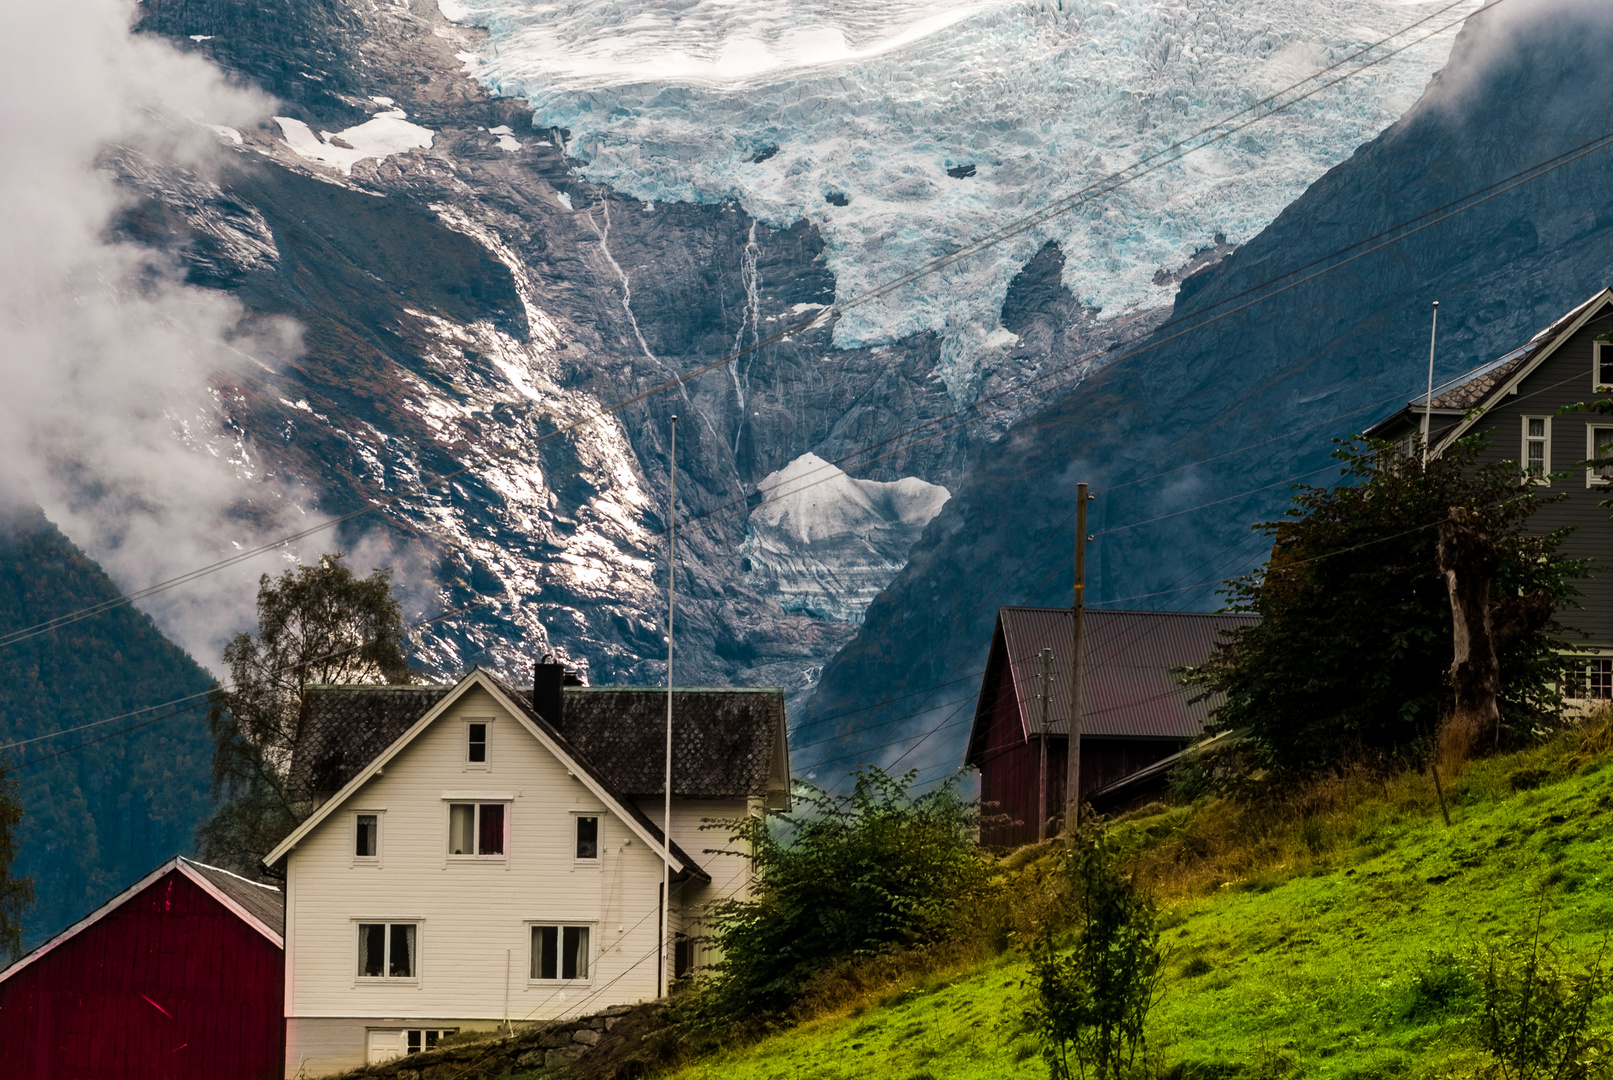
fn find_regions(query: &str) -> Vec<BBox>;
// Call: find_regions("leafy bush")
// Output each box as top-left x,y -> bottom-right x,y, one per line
1028,825 -> 1165,1080
693,768 -> 996,1030
1478,921 -> 1611,1079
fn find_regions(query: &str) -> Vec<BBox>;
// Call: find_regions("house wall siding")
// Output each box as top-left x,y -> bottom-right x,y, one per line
283,686 -> 700,1077
1463,308 -> 1613,647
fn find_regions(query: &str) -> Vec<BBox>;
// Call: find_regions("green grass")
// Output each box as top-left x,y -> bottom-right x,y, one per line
656,741 -> 1613,1080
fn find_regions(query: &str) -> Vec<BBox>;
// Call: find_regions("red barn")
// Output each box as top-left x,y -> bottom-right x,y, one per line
965,607 -> 1256,848
0,857 -> 285,1080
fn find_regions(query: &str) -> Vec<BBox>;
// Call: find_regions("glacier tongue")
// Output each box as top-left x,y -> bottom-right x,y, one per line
741,453 -> 949,622
438,0 -> 1478,401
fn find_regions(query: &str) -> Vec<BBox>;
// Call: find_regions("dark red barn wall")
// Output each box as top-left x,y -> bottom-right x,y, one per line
1081,738 -> 1184,796
0,869 -> 284,1080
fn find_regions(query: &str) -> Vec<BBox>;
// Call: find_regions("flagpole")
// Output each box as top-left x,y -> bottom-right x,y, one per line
661,415 -> 677,998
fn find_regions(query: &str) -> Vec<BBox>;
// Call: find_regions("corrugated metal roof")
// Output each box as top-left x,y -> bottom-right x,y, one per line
983,607 -> 1257,743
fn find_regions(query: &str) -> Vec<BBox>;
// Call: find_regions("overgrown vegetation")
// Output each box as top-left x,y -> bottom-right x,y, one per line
0,761 -> 33,960
1193,434 -> 1586,772
684,768 -> 998,1036
1028,825 -> 1164,1080
633,712 -> 1613,1080
200,553 -> 414,877
1479,915 -> 1612,1079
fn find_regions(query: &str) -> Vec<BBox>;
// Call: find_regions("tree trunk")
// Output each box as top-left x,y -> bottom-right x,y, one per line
1436,507 -> 1502,746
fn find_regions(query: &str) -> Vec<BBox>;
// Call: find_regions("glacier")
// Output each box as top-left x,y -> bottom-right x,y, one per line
437,0 -> 1478,401
739,453 -> 950,623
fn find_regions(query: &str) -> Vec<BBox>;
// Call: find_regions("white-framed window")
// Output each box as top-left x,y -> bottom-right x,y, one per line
465,718 -> 492,769
366,1028 -> 456,1063
448,802 -> 506,858
353,810 -> 383,865
1522,416 -> 1551,482
1563,658 -> 1613,700
356,921 -> 418,980
573,814 -> 599,862
1587,426 -> 1613,487
529,923 -> 592,982
1596,339 -> 1613,390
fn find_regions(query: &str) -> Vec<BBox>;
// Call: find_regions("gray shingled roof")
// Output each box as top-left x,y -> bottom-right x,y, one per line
1376,291 -> 1608,422
286,673 -> 749,880
292,681 -> 784,801
181,858 -> 284,936
552,687 -> 785,799
289,684 -> 452,797
970,607 -> 1257,750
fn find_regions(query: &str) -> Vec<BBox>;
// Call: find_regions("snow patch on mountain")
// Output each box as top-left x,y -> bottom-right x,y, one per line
274,108 -> 434,175
740,453 -> 949,622
437,0 -> 1478,401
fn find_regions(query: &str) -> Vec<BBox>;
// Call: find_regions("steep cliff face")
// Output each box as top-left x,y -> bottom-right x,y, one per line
120,0 -> 1168,696
796,0 -> 1613,781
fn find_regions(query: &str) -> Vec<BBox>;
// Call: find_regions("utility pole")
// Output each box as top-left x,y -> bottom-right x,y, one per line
1064,483 -> 1091,835
1036,647 -> 1053,842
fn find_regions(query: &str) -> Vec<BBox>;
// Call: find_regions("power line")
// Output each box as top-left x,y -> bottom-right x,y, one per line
0,0 -> 1498,653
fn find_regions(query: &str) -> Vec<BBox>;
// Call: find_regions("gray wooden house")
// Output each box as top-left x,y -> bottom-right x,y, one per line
1366,288 -> 1613,696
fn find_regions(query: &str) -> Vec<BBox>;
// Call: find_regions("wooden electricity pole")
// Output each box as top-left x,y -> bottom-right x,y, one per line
1036,647 -> 1053,842
1064,483 -> 1090,835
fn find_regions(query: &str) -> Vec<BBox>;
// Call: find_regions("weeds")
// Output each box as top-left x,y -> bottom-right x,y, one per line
1478,916 -> 1611,1079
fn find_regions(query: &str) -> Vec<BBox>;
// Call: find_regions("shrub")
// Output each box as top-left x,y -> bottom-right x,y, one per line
1478,919 -> 1611,1079
1028,825 -> 1165,1080
691,768 -> 996,1032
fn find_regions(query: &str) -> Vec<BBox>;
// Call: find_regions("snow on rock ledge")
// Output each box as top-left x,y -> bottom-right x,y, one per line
740,453 -> 949,623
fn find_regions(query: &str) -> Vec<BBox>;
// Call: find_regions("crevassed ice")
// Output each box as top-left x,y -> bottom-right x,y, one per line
439,0 -> 1478,401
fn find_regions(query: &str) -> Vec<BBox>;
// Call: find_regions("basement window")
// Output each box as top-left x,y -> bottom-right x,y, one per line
357,922 -> 417,979
407,1029 -> 455,1054
448,803 -> 505,857
575,815 -> 599,860
530,924 -> 591,981
1564,658 -> 1613,700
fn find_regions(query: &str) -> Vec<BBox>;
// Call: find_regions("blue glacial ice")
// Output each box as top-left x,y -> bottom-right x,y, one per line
437,0 -> 1479,401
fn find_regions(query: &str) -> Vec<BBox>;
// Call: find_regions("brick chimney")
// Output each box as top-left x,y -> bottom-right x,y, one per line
533,655 -> 566,727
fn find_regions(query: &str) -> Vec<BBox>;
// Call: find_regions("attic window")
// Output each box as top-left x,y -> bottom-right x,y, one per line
575,815 -> 598,860
1523,416 -> 1550,481
467,721 -> 489,765
355,813 -> 379,860
449,803 -> 505,857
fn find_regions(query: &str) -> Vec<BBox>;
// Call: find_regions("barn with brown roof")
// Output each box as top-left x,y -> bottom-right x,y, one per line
964,607 -> 1255,848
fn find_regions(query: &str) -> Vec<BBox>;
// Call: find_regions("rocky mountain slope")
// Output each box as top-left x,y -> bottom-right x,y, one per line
122,0 -> 1220,696
795,0 -> 1613,782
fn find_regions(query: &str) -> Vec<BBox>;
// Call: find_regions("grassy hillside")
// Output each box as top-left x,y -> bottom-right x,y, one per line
651,732 -> 1613,1080
0,507 -> 216,949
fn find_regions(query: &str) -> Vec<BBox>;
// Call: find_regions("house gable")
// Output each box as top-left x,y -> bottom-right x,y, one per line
265,670 -> 703,877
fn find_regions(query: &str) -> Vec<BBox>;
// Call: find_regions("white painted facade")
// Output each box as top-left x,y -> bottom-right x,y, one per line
271,673 -> 759,1078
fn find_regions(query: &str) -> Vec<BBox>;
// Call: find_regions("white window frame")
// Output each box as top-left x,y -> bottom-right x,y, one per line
444,798 -> 510,862
351,809 -> 384,867
1521,415 -> 1551,484
464,717 -> 493,771
572,812 -> 601,865
1587,425 -> 1613,488
366,1028 -> 456,1063
353,919 -> 422,984
1596,340 -> 1613,390
1562,655 -> 1613,701
526,921 -> 595,985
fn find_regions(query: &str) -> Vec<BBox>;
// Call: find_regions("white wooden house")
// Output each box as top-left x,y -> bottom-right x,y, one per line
264,665 -> 789,1077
